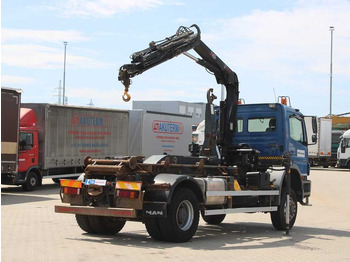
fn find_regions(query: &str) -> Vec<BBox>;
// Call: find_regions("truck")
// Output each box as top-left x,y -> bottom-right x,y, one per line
305,117 -> 332,167
191,120 -> 205,145
337,129 -> 350,169
2,103 -> 130,191
55,24 -> 316,242
1,87 -> 21,176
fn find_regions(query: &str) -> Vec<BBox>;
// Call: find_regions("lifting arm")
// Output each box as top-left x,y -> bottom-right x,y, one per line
118,24 -> 239,155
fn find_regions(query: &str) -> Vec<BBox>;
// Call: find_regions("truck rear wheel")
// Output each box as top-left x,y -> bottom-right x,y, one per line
271,188 -> 298,230
22,171 -> 39,191
145,218 -> 164,241
158,188 -> 199,242
75,215 -> 96,234
88,216 -> 126,235
201,210 -> 226,225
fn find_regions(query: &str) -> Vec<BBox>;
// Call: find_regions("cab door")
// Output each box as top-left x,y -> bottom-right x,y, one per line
288,115 -> 308,176
18,131 -> 39,172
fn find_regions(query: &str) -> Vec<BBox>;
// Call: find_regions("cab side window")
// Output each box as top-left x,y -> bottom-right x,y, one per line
237,119 -> 243,132
248,117 -> 276,132
19,132 -> 33,151
289,116 -> 304,143
342,138 -> 350,148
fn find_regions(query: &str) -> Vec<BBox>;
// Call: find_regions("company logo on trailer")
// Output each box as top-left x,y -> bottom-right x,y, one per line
152,120 -> 184,134
71,116 -> 104,127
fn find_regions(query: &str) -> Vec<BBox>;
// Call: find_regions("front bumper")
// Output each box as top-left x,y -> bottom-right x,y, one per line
1,172 -> 25,185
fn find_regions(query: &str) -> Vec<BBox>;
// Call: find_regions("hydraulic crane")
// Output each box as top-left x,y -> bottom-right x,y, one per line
118,24 -> 239,161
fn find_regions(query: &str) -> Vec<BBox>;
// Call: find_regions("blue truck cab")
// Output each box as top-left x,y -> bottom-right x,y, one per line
234,103 -> 312,203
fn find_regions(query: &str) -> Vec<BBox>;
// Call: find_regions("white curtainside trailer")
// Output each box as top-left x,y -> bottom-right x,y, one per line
129,110 -> 192,158
306,117 -> 332,167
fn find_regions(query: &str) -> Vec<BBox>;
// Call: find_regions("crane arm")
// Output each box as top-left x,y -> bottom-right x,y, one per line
118,24 -> 239,153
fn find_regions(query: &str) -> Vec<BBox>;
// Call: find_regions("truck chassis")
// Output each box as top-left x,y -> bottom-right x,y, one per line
55,155 -> 297,242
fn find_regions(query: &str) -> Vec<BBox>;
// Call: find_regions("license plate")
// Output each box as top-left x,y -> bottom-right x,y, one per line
84,179 -> 107,186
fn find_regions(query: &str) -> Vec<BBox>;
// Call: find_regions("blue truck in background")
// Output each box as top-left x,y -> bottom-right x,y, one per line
55,25 -> 315,242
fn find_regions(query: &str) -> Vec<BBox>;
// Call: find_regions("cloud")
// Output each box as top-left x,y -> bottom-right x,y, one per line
175,17 -> 189,24
2,29 -> 89,43
2,44 -> 111,69
206,0 -> 350,77
46,0 -> 164,18
1,75 -> 36,85
2,29 -> 111,69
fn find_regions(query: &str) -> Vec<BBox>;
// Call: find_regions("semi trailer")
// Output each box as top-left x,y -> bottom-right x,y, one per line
305,117 -> 332,167
2,103 -> 129,190
1,87 -> 21,176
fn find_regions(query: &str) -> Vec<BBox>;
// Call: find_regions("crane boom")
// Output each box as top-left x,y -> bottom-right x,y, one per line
118,24 -> 239,156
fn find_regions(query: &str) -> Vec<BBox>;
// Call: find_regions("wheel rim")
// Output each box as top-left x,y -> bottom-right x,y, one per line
284,195 -> 297,220
29,176 -> 37,186
176,200 -> 194,231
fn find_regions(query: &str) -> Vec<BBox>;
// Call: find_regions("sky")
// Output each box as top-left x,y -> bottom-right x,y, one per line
1,0 -> 349,117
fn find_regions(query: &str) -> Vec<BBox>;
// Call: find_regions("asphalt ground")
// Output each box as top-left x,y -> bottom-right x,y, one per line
1,167 -> 350,262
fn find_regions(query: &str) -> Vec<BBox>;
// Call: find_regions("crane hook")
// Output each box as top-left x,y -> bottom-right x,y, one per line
119,68 -> 131,102
122,90 -> 131,102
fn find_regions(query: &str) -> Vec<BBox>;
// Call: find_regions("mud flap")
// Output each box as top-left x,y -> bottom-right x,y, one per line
143,202 -> 167,218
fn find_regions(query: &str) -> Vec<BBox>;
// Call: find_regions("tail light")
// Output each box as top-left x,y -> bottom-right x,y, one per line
60,179 -> 82,195
63,187 -> 80,195
115,181 -> 142,199
117,190 -> 139,199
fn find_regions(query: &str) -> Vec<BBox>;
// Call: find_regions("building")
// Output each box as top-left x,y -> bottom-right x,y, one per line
132,101 -> 206,126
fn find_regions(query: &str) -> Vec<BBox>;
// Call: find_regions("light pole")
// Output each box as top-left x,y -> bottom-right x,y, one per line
329,26 -> 334,118
63,41 -> 68,105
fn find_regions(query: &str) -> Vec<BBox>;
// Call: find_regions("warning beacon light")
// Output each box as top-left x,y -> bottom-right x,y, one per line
278,96 -> 291,106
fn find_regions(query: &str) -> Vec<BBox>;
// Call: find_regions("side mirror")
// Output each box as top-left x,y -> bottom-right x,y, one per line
312,134 -> 317,143
340,139 -> 345,148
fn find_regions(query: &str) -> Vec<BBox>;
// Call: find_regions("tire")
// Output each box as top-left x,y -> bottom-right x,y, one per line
75,215 -> 96,234
88,216 -> 126,235
201,210 -> 226,225
158,188 -> 199,243
22,172 -> 39,191
145,218 -> 164,241
271,188 -> 298,230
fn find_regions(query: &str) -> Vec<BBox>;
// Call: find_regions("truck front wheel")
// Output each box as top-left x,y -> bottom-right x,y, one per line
88,216 -> 126,235
158,188 -> 199,242
201,210 -> 226,225
271,188 -> 298,230
22,171 -> 39,191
